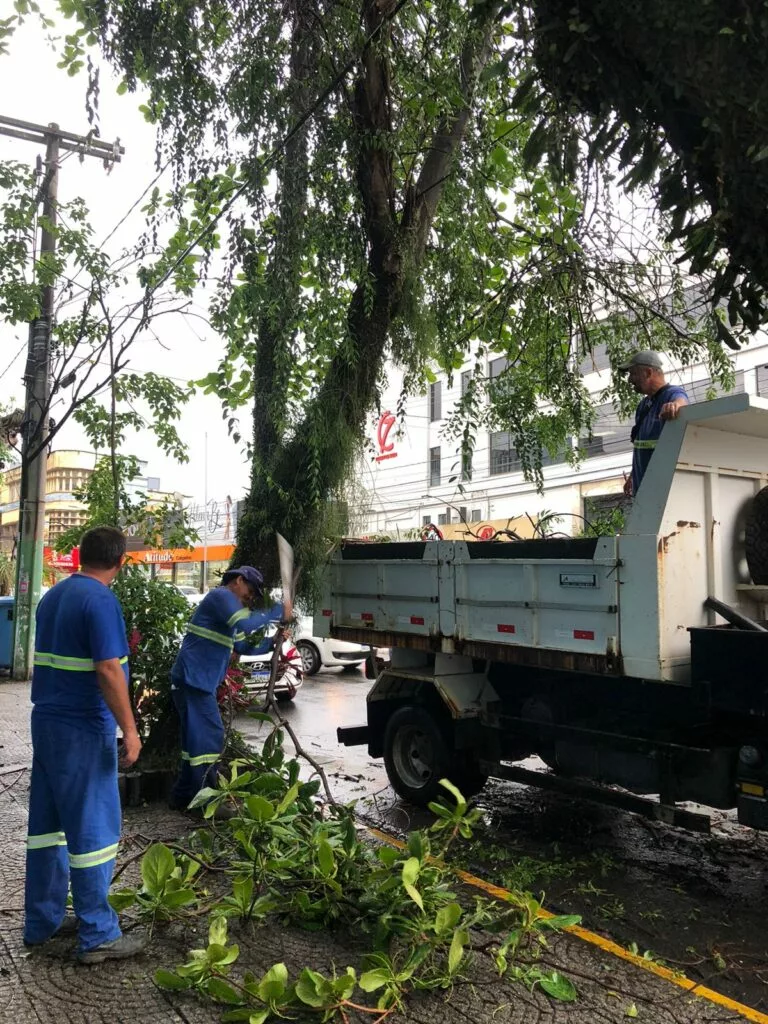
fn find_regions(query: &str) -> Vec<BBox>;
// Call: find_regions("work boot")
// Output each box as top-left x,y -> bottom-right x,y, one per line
77,930 -> 147,964
23,915 -> 79,947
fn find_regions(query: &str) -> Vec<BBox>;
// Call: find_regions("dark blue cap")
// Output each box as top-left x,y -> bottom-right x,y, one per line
222,565 -> 264,594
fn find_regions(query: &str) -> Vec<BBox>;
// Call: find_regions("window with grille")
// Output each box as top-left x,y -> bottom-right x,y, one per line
437,512 -> 448,525
429,382 -> 442,421
461,450 -> 472,482
578,404 -> 633,458
429,446 -> 441,486
578,343 -> 611,375
489,433 -> 570,474
422,515 -> 431,527
471,508 -> 482,522
688,371 -> 744,403
460,370 -> 472,397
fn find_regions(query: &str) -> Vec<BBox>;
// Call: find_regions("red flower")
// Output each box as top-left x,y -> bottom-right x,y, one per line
128,628 -> 142,655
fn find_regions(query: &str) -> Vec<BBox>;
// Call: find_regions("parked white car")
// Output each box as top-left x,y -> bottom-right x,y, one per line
291,615 -> 371,675
173,584 -> 206,606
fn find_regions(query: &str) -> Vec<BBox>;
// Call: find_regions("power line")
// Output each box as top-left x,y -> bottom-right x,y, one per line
0,338 -> 29,386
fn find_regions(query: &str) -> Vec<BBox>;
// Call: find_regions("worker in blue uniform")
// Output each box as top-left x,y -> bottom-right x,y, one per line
24,526 -> 146,964
619,350 -> 689,496
169,565 -> 291,811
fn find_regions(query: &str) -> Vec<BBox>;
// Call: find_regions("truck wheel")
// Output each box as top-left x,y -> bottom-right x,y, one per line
745,486 -> 768,584
383,706 -> 488,806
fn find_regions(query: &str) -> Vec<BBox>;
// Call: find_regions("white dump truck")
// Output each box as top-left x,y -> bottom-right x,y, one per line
316,393 -> 768,833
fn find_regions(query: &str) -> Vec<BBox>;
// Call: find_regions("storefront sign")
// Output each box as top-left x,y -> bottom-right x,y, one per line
375,411 -> 397,462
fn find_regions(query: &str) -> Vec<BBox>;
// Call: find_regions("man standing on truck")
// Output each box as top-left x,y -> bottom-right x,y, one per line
168,566 -> 291,814
620,350 -> 689,496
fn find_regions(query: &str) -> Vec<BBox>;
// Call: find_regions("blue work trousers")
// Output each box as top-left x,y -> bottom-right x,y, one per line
170,684 -> 224,807
24,713 -> 122,951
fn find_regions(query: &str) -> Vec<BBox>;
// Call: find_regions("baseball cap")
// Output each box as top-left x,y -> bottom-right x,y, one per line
618,350 -> 664,371
222,565 -> 264,594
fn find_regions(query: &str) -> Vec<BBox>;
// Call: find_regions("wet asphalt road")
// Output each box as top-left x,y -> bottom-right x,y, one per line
237,668 -> 768,1012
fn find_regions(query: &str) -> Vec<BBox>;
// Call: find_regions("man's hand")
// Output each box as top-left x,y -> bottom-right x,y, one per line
660,398 -> 687,421
119,730 -> 142,769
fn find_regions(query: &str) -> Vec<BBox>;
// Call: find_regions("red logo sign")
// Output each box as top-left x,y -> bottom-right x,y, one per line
477,525 -> 495,540
375,411 -> 397,462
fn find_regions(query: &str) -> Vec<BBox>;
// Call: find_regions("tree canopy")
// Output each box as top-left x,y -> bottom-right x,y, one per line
4,0 -> 766,581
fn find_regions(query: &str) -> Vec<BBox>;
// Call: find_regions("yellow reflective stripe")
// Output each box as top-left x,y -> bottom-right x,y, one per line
227,608 -> 250,627
119,656 -> 128,665
27,831 -> 67,850
233,631 -> 245,642
186,623 -> 233,649
34,652 -> 96,671
181,750 -> 220,766
68,843 -> 119,869
633,440 -> 657,450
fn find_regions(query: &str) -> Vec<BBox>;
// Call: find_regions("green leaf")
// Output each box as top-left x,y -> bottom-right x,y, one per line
257,962 -> 288,1002
245,795 -> 276,821
154,969 -> 190,990
275,781 -> 300,814
209,915 -> 228,947
108,889 -> 137,911
359,968 -> 391,992
295,968 -> 330,1008
448,928 -> 468,975
404,882 -> 423,911
435,903 -> 462,935
140,843 -> 176,895
317,839 -> 335,877
539,971 -> 578,1002
188,787 -> 220,809
539,914 -> 581,930
205,978 -> 244,1005
221,1012 -> 258,1023
162,888 -> 197,909
402,856 -> 420,886
437,778 -> 466,811
625,1004 -> 638,1018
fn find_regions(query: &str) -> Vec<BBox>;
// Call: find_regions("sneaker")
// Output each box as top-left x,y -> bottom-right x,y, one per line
23,915 -> 79,947
77,931 -> 147,964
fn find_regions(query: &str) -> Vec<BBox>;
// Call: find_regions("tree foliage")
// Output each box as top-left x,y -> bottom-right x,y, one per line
9,1 -> 755,583
519,0 -> 768,343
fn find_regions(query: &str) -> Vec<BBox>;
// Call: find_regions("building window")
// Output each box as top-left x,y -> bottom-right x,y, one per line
690,371 -> 744,402
460,370 -> 472,397
471,508 -> 482,522
422,515 -> 431,527
437,512 -> 448,526
429,446 -> 441,486
489,356 -> 509,380
461,449 -> 472,482
429,382 -> 442,422
578,343 -> 611,375
490,431 -> 569,474
489,431 -> 520,475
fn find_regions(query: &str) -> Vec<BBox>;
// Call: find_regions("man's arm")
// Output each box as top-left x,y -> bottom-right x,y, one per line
95,659 -> 141,767
660,396 -> 688,421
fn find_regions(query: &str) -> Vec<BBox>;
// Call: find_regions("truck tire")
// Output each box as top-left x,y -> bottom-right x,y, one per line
745,486 -> 768,584
383,705 -> 488,806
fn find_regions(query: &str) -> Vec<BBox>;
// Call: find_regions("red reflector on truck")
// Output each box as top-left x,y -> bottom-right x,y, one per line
410,616 -> 425,625
361,612 -> 374,621
322,609 -> 332,617
573,629 -> 595,640
497,624 -> 516,633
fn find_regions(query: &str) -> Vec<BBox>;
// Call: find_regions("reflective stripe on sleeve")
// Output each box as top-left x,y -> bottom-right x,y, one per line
181,750 -> 220,766
34,652 -> 96,671
227,608 -> 250,628
233,631 -> 245,642
27,831 -> 67,850
633,439 -> 657,450
185,623 -> 233,649
68,843 -> 119,869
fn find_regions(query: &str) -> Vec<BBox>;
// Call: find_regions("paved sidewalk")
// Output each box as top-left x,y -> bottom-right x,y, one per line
0,681 -> 755,1024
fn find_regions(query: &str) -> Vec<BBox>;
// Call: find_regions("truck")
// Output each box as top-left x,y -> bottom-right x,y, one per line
315,393 -> 768,834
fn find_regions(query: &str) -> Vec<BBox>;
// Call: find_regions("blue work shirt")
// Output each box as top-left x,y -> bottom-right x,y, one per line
172,586 -> 283,693
631,383 -> 689,495
32,573 -> 130,734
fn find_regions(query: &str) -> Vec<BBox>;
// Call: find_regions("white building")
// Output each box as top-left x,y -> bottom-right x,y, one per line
357,337 -> 768,539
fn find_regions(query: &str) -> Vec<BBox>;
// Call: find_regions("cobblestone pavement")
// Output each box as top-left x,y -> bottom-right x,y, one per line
0,681 -> 757,1024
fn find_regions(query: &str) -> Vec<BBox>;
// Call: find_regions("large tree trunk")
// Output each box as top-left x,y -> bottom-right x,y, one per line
234,0 -> 500,580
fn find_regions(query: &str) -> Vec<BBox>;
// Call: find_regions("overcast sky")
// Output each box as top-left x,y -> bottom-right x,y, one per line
0,7 -> 253,505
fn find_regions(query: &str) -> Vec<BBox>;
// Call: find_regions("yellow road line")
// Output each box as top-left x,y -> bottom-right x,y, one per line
366,826 -> 768,1024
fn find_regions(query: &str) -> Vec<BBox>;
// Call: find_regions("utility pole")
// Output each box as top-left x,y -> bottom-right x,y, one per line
0,115 -> 124,679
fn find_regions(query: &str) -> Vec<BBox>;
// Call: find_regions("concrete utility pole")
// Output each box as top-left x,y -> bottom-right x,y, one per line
0,115 -> 124,679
